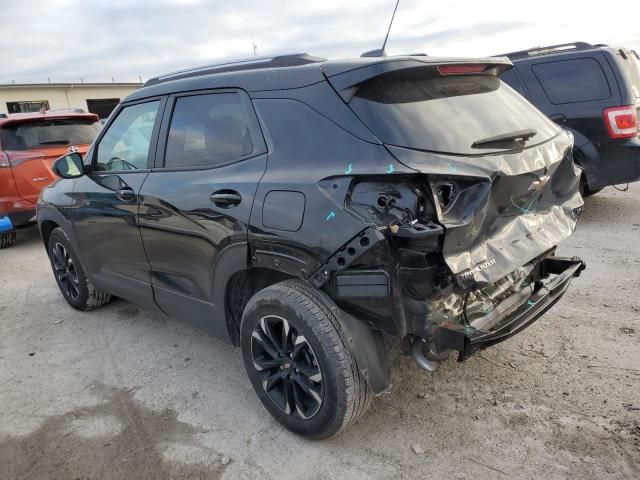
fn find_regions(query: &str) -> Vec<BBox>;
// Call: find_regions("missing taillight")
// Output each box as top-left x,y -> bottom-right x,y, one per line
603,105 -> 638,139
437,182 -> 457,210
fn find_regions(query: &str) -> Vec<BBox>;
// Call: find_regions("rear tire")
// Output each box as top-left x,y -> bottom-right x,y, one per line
240,279 -> 371,439
47,228 -> 111,311
0,231 -> 16,249
579,176 -> 603,198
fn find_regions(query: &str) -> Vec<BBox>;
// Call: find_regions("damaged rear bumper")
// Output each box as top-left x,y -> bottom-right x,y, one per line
432,256 -> 585,361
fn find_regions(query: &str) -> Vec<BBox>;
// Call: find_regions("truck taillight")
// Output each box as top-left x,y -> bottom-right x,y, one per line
603,105 -> 638,139
0,152 -> 10,168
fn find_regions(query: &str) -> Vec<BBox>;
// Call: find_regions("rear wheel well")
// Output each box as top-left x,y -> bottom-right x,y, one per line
225,267 -> 294,346
40,220 -> 60,251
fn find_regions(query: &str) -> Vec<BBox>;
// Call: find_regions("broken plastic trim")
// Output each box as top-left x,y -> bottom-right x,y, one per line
310,227 -> 386,288
432,256 -> 585,361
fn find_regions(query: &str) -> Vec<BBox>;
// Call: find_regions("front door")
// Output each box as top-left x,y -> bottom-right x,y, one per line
73,98 -> 165,309
138,90 -> 267,337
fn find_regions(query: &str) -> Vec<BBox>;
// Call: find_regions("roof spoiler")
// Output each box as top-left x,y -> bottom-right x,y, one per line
324,57 -> 512,102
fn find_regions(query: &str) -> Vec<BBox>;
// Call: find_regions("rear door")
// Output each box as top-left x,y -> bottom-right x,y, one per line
138,89 -> 267,337
73,98 -> 164,309
0,116 -> 100,205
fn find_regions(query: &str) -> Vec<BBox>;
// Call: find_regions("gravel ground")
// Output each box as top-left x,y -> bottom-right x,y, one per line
1,184 -> 639,480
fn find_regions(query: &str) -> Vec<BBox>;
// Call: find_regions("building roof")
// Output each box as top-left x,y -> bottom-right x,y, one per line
0,83 -> 142,89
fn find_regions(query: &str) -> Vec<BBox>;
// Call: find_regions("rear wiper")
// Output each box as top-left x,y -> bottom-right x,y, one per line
471,129 -> 537,149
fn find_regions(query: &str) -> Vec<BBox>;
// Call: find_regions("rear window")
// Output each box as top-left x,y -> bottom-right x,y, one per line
349,68 -> 559,155
0,118 -> 100,151
616,49 -> 640,97
532,59 -> 611,104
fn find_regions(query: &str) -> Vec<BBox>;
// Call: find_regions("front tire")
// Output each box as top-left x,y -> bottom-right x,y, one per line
47,228 -> 111,311
240,279 -> 371,439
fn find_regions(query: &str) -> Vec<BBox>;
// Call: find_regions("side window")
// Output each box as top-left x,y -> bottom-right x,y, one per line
164,93 -> 254,169
500,69 -> 527,96
532,59 -> 611,104
95,100 -> 160,171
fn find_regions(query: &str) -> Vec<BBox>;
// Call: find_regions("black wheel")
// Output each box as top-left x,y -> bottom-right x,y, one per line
240,279 -> 371,439
579,176 -> 603,198
0,231 -> 16,249
48,228 -> 111,311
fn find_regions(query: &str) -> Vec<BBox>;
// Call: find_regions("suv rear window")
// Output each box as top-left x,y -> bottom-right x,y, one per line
349,68 -> 559,155
532,59 -> 611,104
0,118 -> 100,151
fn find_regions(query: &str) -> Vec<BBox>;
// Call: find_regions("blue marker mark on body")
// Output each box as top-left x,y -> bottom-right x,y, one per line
345,164 -> 353,174
326,211 -> 336,221
386,164 -> 395,174
448,163 -> 458,173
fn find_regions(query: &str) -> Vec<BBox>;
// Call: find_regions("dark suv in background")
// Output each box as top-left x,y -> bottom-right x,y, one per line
499,42 -> 640,196
38,54 -> 585,439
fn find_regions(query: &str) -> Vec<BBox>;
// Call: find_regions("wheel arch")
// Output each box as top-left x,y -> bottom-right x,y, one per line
224,266 -> 295,346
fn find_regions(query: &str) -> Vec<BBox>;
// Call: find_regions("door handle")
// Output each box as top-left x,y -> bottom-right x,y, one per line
210,190 -> 242,208
116,187 -> 136,202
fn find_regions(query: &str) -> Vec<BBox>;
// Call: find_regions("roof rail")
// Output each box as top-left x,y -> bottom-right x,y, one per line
144,53 -> 326,87
497,42 -> 595,60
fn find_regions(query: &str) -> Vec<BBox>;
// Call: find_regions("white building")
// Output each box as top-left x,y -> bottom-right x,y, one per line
0,82 -> 142,119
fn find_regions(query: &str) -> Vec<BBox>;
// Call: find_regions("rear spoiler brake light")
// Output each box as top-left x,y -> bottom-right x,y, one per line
438,64 -> 487,75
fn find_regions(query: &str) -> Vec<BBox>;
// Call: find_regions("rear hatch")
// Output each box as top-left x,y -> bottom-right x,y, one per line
0,116 -> 100,205
614,48 -> 640,132
325,58 -> 583,286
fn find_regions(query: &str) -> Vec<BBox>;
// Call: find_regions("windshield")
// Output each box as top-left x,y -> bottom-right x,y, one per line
0,118 -> 100,151
349,68 -> 560,155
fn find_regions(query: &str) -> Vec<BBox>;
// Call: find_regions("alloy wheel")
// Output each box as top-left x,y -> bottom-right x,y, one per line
251,315 -> 324,419
52,242 -> 80,301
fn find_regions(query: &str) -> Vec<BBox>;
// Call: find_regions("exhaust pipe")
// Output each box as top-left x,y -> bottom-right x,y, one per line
411,338 -> 437,372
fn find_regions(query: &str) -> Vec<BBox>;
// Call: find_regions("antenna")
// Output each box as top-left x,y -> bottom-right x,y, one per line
252,35 -> 258,56
361,0 -> 399,57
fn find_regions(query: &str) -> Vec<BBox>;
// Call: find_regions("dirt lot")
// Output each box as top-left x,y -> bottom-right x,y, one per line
1,184 -> 639,480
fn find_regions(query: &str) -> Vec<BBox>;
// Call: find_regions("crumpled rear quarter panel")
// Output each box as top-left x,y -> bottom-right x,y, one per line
388,131 -> 583,289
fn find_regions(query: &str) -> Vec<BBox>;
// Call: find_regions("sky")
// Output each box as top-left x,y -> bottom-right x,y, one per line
1,0 -> 638,84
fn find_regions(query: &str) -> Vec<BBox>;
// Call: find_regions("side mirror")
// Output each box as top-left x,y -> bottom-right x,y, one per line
52,152 -> 85,179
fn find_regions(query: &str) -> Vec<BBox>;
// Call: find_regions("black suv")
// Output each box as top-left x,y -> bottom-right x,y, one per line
499,42 -> 640,195
38,54 -> 585,439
